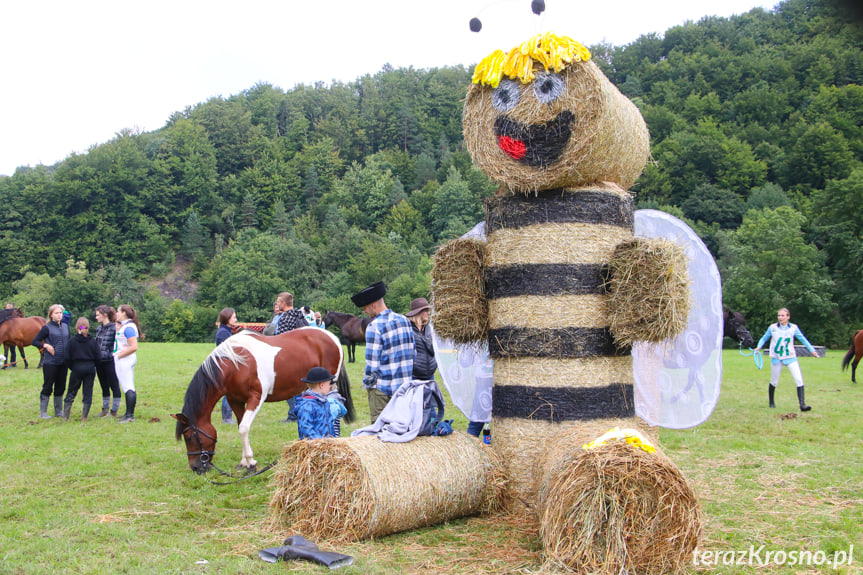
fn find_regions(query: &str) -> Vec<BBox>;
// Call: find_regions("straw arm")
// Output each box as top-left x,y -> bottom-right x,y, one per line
605,237 -> 691,346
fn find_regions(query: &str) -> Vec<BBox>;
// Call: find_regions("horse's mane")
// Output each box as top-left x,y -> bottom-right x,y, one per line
175,338 -> 252,440
327,311 -> 356,320
0,309 -> 17,326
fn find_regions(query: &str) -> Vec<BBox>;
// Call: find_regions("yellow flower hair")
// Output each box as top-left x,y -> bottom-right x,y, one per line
582,427 -> 657,454
472,32 -> 592,87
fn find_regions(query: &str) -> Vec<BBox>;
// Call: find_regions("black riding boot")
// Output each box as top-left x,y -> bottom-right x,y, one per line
53,396 -> 63,418
81,403 -> 90,422
118,390 -> 136,423
797,386 -> 811,412
768,384 -> 776,408
39,394 -> 52,419
62,400 -> 73,421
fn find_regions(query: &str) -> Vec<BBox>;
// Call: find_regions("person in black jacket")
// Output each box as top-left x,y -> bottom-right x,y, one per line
32,304 -> 70,419
94,305 -> 121,417
405,298 -> 437,381
63,317 -> 101,421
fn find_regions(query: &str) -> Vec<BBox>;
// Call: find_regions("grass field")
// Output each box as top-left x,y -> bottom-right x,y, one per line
0,343 -> 860,574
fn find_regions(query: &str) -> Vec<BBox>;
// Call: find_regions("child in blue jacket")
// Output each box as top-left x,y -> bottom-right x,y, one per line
295,367 -> 347,439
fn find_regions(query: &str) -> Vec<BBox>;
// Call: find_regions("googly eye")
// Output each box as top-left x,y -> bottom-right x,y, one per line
532,72 -> 565,104
491,79 -> 521,112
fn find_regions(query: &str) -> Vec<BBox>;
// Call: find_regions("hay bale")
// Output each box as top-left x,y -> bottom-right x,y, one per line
266,433 -> 507,542
492,416 -> 652,515
538,430 -> 701,575
431,238 -> 488,344
463,58 -> 649,193
606,237 -> 690,347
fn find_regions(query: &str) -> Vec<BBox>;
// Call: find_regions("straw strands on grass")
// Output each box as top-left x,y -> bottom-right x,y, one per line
431,237 -> 488,344
538,436 -> 701,575
605,237 -> 691,348
265,433 -> 507,542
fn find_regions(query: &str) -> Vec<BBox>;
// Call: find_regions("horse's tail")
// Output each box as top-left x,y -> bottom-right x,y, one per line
336,364 -> 355,423
841,332 -> 860,372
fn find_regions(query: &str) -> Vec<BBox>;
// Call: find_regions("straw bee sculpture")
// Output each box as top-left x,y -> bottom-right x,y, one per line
432,32 -> 701,573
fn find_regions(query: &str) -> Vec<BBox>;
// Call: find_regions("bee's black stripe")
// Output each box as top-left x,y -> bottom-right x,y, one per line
487,327 -> 628,358
492,383 -> 635,421
486,263 -> 608,299
485,189 -> 633,232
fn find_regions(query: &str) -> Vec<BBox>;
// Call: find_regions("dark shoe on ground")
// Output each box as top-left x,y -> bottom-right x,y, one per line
117,414 -> 135,423
95,408 -> 110,417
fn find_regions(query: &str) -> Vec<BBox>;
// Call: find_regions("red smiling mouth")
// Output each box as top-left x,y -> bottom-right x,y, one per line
494,111 -> 575,167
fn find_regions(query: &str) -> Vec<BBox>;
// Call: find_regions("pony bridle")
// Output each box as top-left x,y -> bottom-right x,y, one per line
182,422 -> 217,466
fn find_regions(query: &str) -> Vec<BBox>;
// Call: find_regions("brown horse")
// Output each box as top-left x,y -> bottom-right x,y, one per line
0,316 -> 47,369
322,311 -> 371,363
174,327 -> 355,474
842,329 -> 863,383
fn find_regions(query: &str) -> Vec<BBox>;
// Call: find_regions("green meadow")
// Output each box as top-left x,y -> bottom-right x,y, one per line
0,344 -> 859,574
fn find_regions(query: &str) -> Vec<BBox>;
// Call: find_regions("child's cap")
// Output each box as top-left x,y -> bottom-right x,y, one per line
301,367 -> 335,385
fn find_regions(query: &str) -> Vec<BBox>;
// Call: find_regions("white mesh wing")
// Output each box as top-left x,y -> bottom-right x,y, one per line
633,209 -> 723,429
432,222 -> 493,423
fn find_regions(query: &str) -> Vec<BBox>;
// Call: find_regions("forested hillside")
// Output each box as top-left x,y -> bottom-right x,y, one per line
0,0 -> 860,345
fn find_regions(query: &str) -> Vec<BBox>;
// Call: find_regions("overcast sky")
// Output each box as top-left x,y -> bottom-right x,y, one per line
0,0 -> 779,176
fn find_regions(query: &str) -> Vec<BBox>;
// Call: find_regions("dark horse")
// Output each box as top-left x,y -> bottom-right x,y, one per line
1,314 -> 46,369
723,307 -> 755,348
842,330 -> 863,383
174,327 -> 355,474
323,311 -> 371,363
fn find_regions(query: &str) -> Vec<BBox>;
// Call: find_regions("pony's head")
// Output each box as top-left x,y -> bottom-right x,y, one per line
724,308 -> 754,348
173,412 -> 217,474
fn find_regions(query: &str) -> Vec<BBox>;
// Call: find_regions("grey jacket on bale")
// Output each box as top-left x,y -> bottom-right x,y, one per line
351,379 -> 444,442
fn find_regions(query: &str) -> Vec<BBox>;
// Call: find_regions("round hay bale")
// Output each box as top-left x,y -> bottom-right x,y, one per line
266,433 -> 507,542
538,432 -> 701,575
463,58 -> 649,193
606,237 -> 691,347
431,237 -> 488,343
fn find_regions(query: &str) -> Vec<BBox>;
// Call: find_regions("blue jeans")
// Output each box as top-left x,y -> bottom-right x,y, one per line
221,396 -> 233,422
466,420 -> 485,437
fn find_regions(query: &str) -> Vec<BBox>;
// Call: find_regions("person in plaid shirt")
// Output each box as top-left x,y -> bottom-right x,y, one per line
352,282 -> 415,423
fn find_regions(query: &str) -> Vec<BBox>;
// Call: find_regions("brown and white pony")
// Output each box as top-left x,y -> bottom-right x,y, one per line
174,327 -> 354,474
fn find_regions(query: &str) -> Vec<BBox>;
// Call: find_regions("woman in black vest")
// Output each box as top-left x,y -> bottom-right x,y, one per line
406,298 -> 437,381
32,304 -> 70,419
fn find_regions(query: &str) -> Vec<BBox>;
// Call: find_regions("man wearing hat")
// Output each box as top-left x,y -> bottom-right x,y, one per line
406,297 -> 437,382
352,282 -> 415,423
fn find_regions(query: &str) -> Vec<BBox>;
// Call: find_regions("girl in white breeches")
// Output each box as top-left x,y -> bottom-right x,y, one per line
114,305 -> 140,422
754,308 -> 818,411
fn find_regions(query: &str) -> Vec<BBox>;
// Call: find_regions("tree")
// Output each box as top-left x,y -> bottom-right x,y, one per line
722,206 -> 836,344
778,121 -> 856,195
429,166 -> 483,240
180,212 -> 208,258
680,184 -> 746,229
240,193 -> 259,229
271,200 -> 290,238
812,168 -> 863,324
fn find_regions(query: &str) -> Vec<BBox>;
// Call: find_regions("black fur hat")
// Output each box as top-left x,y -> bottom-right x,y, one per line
351,282 -> 387,307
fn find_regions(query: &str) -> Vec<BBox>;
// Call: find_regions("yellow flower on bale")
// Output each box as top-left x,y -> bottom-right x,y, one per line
582,427 -> 657,454
472,31 -> 592,87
